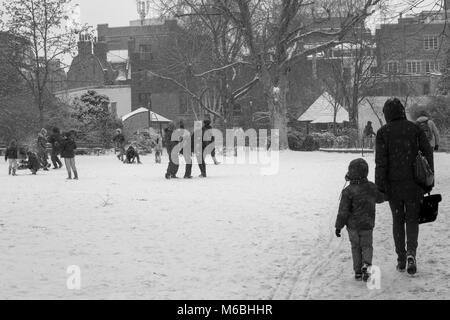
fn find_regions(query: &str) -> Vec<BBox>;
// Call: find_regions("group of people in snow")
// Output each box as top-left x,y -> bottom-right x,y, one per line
164,119 -> 219,180
335,98 -> 439,282
4,127 -> 78,179
112,119 -> 219,180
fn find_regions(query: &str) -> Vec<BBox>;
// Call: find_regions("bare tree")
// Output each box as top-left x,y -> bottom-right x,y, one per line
203,0 -> 381,148
0,0 -> 88,127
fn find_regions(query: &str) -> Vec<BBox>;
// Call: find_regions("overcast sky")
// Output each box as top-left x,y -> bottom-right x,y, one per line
74,0 -> 440,29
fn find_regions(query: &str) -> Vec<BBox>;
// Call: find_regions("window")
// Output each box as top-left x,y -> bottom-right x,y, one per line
424,35 -> 438,50
139,44 -> 153,61
406,61 -> 421,74
138,93 -> 151,105
385,61 -> 399,74
424,61 -> 440,73
110,102 -> 117,118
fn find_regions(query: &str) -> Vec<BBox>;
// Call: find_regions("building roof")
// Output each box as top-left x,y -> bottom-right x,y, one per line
121,107 -> 171,123
298,92 -> 349,123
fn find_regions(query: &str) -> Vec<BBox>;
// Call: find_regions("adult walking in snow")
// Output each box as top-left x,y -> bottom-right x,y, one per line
375,98 -> 434,275
48,127 -> 63,169
37,128 -> 49,171
415,110 -> 440,153
113,128 -> 126,162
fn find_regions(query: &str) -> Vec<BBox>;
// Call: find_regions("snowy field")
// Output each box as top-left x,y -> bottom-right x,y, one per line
0,151 -> 449,300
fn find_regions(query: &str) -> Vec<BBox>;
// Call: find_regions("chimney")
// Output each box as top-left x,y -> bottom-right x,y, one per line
94,41 -> 108,62
77,33 -> 92,56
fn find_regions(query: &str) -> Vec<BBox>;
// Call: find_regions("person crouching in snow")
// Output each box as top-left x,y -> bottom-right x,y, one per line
154,134 -> 163,164
27,150 -> 40,175
5,139 -> 19,176
60,131 -> 78,180
124,144 -> 142,164
335,158 -> 385,282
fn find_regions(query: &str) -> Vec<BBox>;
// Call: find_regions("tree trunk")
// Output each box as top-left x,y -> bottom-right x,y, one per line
37,95 -> 44,129
262,71 -> 289,150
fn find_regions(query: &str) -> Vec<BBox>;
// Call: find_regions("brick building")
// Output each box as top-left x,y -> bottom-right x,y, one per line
96,19 -> 204,125
373,2 -> 450,96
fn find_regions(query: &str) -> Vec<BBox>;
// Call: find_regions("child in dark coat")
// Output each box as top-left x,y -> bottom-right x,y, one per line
27,151 -> 41,175
5,139 -> 18,176
124,145 -> 141,164
335,158 -> 385,282
60,131 -> 78,180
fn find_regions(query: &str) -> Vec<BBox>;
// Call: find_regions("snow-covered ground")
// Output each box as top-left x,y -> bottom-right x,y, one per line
0,151 -> 449,300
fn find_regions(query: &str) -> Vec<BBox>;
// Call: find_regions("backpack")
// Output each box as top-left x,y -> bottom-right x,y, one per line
418,120 -> 432,141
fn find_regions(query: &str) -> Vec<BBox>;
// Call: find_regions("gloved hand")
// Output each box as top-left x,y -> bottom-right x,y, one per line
435,145 -> 439,152
335,229 -> 341,238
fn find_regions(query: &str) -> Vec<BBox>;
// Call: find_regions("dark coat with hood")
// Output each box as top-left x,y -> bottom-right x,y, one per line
27,152 -> 40,171
375,99 -> 434,201
60,137 -> 77,158
164,123 -> 179,155
336,159 -> 385,231
5,146 -> 18,160
48,131 -> 63,153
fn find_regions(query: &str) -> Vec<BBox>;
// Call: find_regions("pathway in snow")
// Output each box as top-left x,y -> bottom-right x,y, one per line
0,152 -> 449,299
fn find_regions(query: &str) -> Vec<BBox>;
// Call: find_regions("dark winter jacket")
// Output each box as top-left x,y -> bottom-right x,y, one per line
126,146 -> 138,159
37,133 -> 47,152
48,133 -> 63,152
113,133 -> 126,147
5,146 -> 18,160
375,99 -> 434,201
60,138 -> 77,158
336,159 -> 385,231
164,124 -> 179,155
363,124 -> 376,137
191,122 -> 214,152
27,152 -> 40,171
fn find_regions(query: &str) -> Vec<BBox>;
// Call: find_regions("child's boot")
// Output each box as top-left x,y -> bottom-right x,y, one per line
12,169 -> 17,176
362,264 -> 371,282
67,172 -> 72,180
74,171 -> 78,180
355,273 -> 363,281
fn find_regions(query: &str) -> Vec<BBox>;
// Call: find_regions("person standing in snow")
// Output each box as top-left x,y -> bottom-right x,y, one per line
113,128 -> 126,162
37,128 -> 49,171
375,98 -> 434,275
5,139 -> 19,176
190,120 -> 211,178
335,158 -> 385,282
363,121 -> 376,149
154,134 -> 163,164
60,131 -> 78,180
164,122 -> 180,179
415,110 -> 440,153
48,127 -> 63,169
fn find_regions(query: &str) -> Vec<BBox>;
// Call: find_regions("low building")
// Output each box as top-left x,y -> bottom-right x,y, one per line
54,84 -> 132,119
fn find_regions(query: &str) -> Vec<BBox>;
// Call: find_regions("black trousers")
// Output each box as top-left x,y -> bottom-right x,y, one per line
51,149 -> 62,168
166,150 -> 179,177
389,200 -> 421,261
184,152 -> 206,177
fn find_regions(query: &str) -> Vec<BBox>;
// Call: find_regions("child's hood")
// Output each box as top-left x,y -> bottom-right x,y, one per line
345,158 -> 369,183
